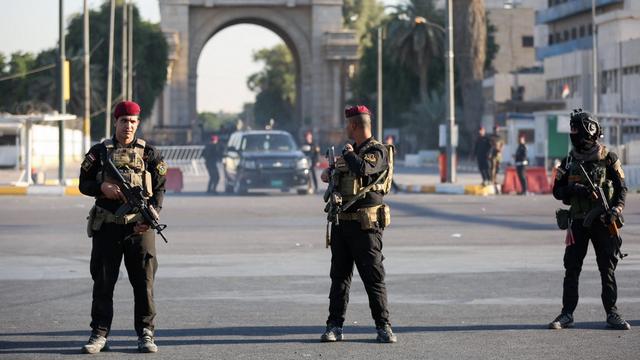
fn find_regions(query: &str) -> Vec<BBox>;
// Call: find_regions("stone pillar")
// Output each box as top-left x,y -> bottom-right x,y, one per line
159,0 -> 190,139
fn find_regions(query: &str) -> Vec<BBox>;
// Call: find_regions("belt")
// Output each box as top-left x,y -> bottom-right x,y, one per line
95,206 -> 141,225
337,205 -> 382,221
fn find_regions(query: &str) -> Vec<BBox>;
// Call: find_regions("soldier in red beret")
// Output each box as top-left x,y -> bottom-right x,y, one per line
79,101 -> 167,353
320,105 -> 397,343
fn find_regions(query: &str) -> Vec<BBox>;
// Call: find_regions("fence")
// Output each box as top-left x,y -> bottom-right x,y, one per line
156,145 -> 207,176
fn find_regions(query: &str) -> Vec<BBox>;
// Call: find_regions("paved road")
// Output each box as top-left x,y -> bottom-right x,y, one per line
1,191 -> 639,359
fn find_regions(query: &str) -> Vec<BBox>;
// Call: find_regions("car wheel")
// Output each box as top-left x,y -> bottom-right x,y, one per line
296,188 -> 309,195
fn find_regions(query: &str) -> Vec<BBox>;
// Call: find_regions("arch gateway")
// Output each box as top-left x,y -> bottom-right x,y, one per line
146,0 -> 358,144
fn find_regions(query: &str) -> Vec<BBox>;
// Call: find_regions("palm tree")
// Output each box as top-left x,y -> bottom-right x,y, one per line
385,0 -> 444,103
454,0 -> 486,138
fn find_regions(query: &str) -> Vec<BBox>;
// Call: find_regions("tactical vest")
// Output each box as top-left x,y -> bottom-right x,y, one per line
337,139 -> 394,202
566,156 -> 613,219
97,138 -> 153,198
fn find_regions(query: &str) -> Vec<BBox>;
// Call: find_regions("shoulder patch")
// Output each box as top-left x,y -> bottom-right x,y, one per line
612,159 -> 625,179
81,153 -> 97,172
363,153 -> 378,165
555,167 -> 566,181
156,161 -> 168,176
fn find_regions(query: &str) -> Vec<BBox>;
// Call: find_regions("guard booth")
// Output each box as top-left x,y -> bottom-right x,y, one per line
0,113 -> 79,185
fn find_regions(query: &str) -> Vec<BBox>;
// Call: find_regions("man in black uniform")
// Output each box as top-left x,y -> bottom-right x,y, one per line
320,105 -> 396,343
514,135 -> 528,195
203,135 -> 222,194
549,109 -> 630,330
79,101 -> 167,353
473,126 -> 492,186
301,130 -> 320,193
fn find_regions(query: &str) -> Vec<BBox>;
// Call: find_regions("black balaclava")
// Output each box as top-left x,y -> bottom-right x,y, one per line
569,109 -> 600,152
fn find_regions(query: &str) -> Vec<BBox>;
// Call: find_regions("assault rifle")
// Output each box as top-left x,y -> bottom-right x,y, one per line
104,157 -> 168,243
578,163 -> 625,259
323,146 -> 342,248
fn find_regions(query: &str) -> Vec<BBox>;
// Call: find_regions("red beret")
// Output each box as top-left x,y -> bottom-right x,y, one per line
345,105 -> 371,118
113,101 -> 141,119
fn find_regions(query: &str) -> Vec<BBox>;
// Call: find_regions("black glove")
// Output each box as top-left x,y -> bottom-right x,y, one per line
607,206 -> 622,224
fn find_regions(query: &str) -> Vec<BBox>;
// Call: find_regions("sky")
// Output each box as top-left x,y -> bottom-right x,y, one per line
0,0 -> 401,114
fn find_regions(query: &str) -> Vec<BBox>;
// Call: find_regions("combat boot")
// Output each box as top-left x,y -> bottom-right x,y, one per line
606,312 -> 631,330
376,324 -> 397,343
320,324 -> 344,342
137,328 -> 158,353
81,333 -> 108,354
548,313 -> 574,329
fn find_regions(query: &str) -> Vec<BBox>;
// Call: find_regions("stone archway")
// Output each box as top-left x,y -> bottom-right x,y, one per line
150,0 -> 358,144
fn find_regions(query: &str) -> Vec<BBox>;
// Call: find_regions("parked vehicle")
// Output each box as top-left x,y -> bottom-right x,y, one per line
222,130 -> 311,195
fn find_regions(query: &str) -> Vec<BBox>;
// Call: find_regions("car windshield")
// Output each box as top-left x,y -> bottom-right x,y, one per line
240,134 -> 296,152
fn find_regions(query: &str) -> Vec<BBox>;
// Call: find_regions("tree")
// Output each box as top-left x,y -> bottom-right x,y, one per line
386,0 -> 444,102
343,0 -> 385,50
247,44 -> 295,131
65,1 -> 168,139
454,0 -> 487,144
0,1 -> 168,140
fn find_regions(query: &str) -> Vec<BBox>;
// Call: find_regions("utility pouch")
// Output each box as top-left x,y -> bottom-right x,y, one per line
378,204 -> 391,228
143,170 -> 153,198
86,205 -> 97,237
357,206 -> 380,230
556,208 -> 570,230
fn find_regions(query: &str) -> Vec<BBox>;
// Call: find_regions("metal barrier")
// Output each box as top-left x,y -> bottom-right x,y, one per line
156,145 -> 207,176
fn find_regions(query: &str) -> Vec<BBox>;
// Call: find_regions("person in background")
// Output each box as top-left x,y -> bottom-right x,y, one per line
203,135 -> 222,194
514,135 -> 529,195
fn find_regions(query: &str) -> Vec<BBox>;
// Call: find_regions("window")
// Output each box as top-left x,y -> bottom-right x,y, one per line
588,25 -> 593,36
548,34 -> 554,45
571,28 -> 577,40
563,30 -> 569,41
579,25 -> 585,38
522,36 -> 534,47
555,32 -> 561,43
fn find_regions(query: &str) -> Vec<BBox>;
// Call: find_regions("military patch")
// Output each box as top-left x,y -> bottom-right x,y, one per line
555,167 -> 566,181
157,161 -> 168,176
613,159 -> 625,179
363,153 -> 378,165
81,153 -> 96,172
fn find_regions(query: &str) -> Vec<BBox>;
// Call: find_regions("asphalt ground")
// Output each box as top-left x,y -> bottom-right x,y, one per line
1,188 -> 640,359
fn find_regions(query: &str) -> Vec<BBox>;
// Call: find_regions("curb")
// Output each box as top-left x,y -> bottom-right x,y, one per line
0,185 -> 82,196
399,183 -> 498,196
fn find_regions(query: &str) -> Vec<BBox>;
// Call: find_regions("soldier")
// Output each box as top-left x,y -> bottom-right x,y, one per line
320,105 -> 396,343
549,109 -> 630,330
301,130 -> 320,193
514,135 -> 528,195
203,135 -> 222,194
488,125 -> 504,189
79,101 -> 167,353
473,126 -> 492,186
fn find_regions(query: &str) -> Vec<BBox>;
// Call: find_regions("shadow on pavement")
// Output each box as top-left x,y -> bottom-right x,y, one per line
2,321 -> 636,353
387,200 -> 557,231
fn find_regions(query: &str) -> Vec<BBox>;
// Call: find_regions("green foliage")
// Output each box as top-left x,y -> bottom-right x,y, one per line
485,19 -> 500,73
247,44 -> 295,131
343,0 -> 386,49
199,111 -> 237,131
65,1 -> 168,139
385,0 -> 445,102
0,1 -> 167,140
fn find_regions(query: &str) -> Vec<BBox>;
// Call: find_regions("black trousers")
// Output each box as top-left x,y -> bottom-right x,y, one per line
207,163 -> 220,193
308,166 -> 318,191
90,222 -> 158,337
477,158 -> 490,183
562,220 -> 618,315
516,165 -> 528,194
327,220 -> 390,327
